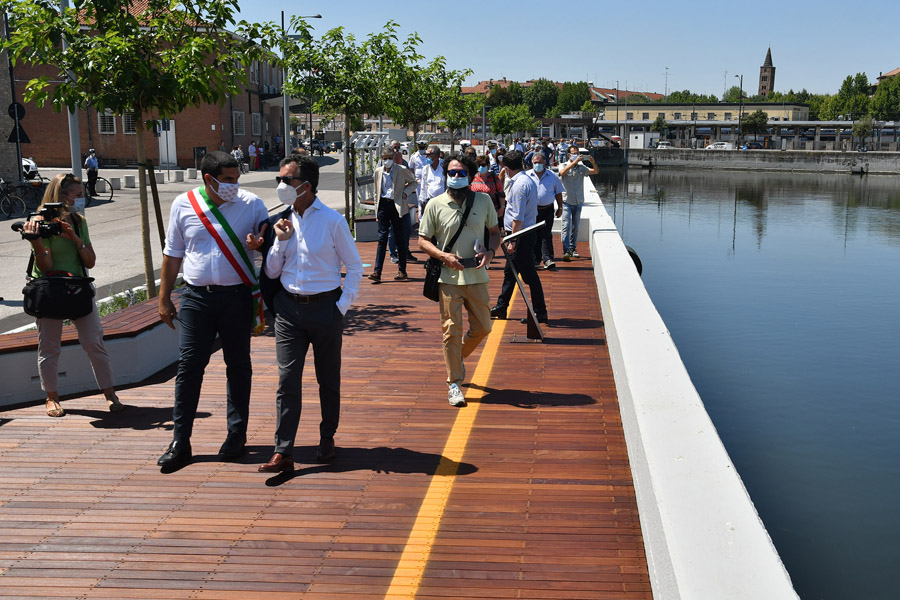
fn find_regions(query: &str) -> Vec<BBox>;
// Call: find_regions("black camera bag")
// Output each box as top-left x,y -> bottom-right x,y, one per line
22,212 -> 95,320
423,191 -> 474,302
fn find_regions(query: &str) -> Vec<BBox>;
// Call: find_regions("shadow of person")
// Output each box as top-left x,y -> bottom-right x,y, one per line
341,304 -> 423,336
263,445 -> 478,487
64,406 -> 212,432
465,384 -> 597,409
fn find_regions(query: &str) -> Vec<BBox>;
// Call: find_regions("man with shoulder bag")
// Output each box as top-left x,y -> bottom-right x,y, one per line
418,154 -> 501,408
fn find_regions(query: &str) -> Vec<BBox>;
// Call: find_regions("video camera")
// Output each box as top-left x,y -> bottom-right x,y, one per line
11,202 -> 66,240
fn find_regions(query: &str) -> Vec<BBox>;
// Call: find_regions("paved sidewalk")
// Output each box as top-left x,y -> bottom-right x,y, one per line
0,238 -> 651,599
0,156 -> 347,331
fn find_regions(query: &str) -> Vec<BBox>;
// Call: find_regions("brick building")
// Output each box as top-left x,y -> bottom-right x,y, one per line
12,55 -> 286,170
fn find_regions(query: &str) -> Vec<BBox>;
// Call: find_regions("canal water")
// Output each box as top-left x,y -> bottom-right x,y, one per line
591,169 -> 900,600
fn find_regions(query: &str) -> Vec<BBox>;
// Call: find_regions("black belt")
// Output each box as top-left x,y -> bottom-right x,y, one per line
187,283 -> 246,293
538,204 -> 555,208
283,287 -> 341,304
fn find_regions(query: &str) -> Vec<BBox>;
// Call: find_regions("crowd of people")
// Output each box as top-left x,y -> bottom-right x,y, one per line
18,137 -> 597,472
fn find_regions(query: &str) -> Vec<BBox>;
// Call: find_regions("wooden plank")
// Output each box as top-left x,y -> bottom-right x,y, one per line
0,240 -> 650,598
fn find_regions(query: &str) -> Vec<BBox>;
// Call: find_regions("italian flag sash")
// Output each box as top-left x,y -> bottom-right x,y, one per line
187,187 -> 265,335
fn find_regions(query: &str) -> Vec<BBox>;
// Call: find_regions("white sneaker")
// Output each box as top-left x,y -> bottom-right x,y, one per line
572,251 -> 580,258
448,384 -> 466,407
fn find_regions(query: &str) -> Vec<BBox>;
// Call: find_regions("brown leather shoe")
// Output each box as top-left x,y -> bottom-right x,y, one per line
258,453 -> 294,473
316,437 -> 336,462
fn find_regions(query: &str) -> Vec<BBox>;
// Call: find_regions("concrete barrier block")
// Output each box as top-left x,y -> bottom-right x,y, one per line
108,177 -> 121,190
187,168 -> 197,179
155,173 -> 164,185
172,171 -> 184,183
124,175 -> 136,188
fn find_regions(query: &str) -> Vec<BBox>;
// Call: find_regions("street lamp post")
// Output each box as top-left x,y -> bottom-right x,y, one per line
481,104 -> 491,153
734,74 -> 743,148
282,12 -> 321,158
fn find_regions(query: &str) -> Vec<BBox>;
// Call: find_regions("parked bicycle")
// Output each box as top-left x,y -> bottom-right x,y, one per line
0,179 -> 27,219
84,176 -> 113,206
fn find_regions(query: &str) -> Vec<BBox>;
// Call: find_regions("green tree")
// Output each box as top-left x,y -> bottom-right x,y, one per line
486,84 -> 512,107
662,89 -> 719,103
507,81 -> 524,105
523,78 -> 558,117
2,0 -> 274,297
626,93 -> 651,103
723,85 -> 744,103
834,73 -> 871,119
871,75 -> 900,120
488,104 -> 536,138
650,114 -> 666,133
579,99 -> 595,112
852,115 -> 874,146
556,81 -> 591,113
741,109 -> 769,140
442,91 -> 483,154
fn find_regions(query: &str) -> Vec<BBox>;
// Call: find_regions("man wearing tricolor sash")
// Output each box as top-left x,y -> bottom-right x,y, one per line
157,151 -> 269,472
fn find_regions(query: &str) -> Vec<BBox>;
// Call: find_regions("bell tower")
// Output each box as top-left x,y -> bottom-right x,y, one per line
758,47 -> 775,97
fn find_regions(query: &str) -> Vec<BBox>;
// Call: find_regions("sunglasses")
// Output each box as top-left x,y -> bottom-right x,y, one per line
447,169 -> 468,177
275,176 -> 304,185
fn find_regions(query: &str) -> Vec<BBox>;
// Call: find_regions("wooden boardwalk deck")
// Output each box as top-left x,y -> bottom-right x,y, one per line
0,240 -> 651,599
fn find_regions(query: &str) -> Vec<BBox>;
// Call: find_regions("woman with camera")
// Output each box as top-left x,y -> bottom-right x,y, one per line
23,173 -> 124,417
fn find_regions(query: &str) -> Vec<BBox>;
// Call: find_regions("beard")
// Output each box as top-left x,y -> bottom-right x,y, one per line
447,186 -> 469,203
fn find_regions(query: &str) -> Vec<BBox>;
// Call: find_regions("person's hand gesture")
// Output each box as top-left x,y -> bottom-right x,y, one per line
274,218 -> 293,241
59,220 -> 81,244
246,222 -> 267,250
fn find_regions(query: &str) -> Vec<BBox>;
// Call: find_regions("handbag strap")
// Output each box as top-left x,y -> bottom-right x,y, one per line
441,190 -> 475,254
24,211 -> 89,280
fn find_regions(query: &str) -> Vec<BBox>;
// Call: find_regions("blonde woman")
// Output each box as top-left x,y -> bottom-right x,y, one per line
22,173 -> 124,417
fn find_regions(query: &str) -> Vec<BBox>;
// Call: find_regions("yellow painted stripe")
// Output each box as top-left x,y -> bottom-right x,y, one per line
383,295 -> 516,599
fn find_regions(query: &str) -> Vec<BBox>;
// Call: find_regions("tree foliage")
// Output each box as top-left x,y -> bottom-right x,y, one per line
523,78 -> 558,117
650,114 -> 666,133
851,115 -> 874,141
871,75 -> 900,121
723,85 -> 744,103
741,109 -> 769,139
659,89 -> 718,103
486,84 -> 512,107
1,0 -> 276,296
507,81 -> 524,105
489,104 -> 536,137
441,89 -> 482,153
556,81 -> 591,114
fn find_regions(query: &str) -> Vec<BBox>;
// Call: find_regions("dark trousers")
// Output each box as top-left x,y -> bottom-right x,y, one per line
87,169 -> 98,196
496,229 -> 547,316
273,290 -> 344,455
172,285 -> 253,442
388,211 -> 412,258
374,198 -> 407,273
533,204 -> 556,263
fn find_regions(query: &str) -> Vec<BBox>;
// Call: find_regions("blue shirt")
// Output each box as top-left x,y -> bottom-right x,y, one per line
84,155 -> 98,170
526,169 -> 564,207
504,171 -> 538,231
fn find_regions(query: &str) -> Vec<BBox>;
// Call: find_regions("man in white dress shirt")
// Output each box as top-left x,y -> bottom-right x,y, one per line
258,154 -> 363,473
157,151 -> 269,471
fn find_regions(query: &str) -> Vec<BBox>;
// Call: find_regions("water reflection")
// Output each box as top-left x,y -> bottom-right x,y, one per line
590,168 -> 900,600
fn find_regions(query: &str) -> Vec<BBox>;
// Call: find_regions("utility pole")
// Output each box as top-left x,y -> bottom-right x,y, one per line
60,0 -> 82,179
664,67 -> 669,100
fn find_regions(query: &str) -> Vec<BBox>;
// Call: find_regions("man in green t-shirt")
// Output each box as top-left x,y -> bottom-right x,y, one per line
418,155 -> 501,407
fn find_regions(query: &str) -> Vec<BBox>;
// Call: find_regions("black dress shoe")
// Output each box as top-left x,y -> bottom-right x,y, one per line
316,437 -> 336,463
258,453 -> 294,473
490,305 -> 507,320
520,314 -> 549,324
218,432 -> 246,461
158,440 -> 192,470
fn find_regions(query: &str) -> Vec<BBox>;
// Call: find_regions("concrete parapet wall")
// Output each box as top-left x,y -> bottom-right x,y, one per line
633,148 -> 900,174
580,176 -> 798,599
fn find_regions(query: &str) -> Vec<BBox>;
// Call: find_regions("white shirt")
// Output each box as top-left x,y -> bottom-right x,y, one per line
381,168 -> 395,199
419,161 -> 445,202
164,188 -> 268,286
264,197 -> 363,315
248,143 -> 257,157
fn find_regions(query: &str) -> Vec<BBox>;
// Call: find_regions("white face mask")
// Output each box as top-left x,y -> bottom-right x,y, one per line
383,159 -> 394,169
276,181 -> 304,206
211,176 -> 240,202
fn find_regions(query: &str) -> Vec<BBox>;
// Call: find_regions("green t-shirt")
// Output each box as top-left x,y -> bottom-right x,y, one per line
419,191 -> 498,286
31,214 -> 91,278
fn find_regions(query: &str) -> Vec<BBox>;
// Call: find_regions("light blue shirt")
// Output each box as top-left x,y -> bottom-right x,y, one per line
84,155 -> 98,170
381,168 -> 394,199
526,168 -> 564,207
504,171 -> 538,231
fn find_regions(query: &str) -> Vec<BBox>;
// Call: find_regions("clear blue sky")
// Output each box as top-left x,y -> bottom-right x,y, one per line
237,0 -> 894,97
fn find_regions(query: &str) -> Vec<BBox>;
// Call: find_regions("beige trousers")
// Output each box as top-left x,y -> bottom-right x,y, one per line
438,282 -> 492,387
36,301 -> 114,394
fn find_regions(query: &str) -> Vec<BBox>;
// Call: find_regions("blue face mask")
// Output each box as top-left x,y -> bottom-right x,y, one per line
478,166 -> 488,174
446,175 -> 469,189
533,163 -> 545,173
490,148 -> 497,155
418,148 -> 427,155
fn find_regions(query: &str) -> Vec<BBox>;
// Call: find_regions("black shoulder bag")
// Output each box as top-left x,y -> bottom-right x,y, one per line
423,191 -> 474,302
22,212 -> 96,320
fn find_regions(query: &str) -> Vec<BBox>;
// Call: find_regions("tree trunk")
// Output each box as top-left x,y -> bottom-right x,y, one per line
343,111 -> 351,225
135,122 -> 157,298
